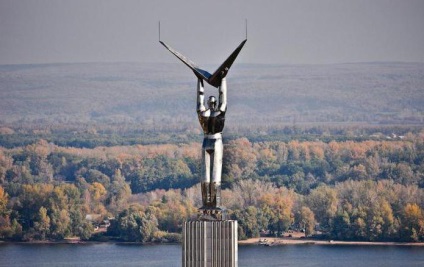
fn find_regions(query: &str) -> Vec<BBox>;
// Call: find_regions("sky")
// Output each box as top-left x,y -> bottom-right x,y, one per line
1,0 -> 424,65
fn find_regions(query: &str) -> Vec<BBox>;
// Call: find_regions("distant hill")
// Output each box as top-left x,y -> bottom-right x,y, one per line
1,62 -> 423,129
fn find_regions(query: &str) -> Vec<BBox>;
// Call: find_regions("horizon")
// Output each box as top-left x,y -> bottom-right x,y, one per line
1,60 -> 424,68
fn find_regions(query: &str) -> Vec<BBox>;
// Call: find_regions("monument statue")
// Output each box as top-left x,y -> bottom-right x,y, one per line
159,24 -> 246,220
160,23 -> 246,266
197,77 -> 226,211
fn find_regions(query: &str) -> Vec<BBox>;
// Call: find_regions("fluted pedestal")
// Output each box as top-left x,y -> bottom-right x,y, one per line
182,220 -> 238,267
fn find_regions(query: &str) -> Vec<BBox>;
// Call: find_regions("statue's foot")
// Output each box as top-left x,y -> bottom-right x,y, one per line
198,206 -> 227,221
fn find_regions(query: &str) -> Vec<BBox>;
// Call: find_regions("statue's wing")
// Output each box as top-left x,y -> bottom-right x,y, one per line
159,41 -> 212,81
207,39 -> 247,87
160,39 -> 247,88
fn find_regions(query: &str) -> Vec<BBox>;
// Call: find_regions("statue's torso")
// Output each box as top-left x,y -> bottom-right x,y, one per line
198,110 -> 225,135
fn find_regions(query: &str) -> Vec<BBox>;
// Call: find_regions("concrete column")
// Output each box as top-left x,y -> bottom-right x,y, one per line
182,220 -> 238,267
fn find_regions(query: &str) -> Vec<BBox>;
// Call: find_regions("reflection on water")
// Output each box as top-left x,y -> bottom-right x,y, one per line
1,243 -> 423,267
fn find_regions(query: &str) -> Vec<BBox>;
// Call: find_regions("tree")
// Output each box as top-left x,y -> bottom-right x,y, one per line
85,169 -> 111,189
369,200 -> 396,241
139,211 -> 159,242
0,186 -> 8,216
33,206 -> 50,240
9,219 -> 23,241
306,186 -> 337,230
230,180 -> 275,208
222,138 -> 257,186
107,169 -> 131,213
69,208 -> 93,240
401,203 -> 424,241
0,150 -> 13,184
112,206 -> 159,242
0,187 -> 12,239
232,206 -> 260,239
50,208 -> 70,240
352,217 -> 367,240
332,210 -> 352,240
259,188 -> 295,236
15,184 -> 54,235
128,156 -> 195,194
88,182 -> 107,214
299,206 -> 315,237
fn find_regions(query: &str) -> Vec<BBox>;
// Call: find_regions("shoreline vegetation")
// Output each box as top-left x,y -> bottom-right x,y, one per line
1,236 -> 424,247
239,237 -> 424,247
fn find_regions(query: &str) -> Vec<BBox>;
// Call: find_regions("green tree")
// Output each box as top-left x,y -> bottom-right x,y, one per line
33,206 -> 50,240
107,169 -> 131,213
332,210 -> 352,240
69,208 -> 93,240
85,169 -> 111,189
110,205 -> 159,242
50,208 -> 70,240
299,206 -> 316,237
233,206 -> 260,239
306,186 -> 337,230
352,217 -> 367,240
9,219 -> 23,241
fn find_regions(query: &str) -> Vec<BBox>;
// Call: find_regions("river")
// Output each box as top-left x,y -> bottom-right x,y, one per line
1,243 -> 423,267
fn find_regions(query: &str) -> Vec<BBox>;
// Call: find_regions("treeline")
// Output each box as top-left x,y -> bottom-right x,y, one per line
0,183 -> 95,241
1,124 -> 421,149
224,179 -> 423,242
0,130 -> 423,242
223,135 -> 424,193
1,179 -> 423,242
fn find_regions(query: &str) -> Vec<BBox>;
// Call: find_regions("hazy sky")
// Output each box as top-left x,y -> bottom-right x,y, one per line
1,0 -> 424,65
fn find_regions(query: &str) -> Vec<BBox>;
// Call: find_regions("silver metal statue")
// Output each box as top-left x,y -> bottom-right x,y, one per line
160,27 -> 246,219
197,77 -> 226,209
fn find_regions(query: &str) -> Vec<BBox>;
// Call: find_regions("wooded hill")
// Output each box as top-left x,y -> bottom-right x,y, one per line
1,62 -> 423,129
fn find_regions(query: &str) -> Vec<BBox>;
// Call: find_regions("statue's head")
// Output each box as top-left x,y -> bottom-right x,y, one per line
208,96 -> 217,111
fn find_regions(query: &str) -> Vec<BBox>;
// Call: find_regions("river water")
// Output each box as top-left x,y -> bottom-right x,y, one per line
1,243 -> 423,267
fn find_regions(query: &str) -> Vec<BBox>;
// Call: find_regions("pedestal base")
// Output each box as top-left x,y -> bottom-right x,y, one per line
198,207 -> 227,220
182,220 -> 238,267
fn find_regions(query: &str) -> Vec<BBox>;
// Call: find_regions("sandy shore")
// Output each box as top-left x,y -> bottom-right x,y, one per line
238,237 -> 424,246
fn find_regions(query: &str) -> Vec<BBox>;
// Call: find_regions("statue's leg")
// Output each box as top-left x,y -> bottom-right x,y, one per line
209,150 -> 215,207
211,138 -> 223,207
201,143 -> 211,208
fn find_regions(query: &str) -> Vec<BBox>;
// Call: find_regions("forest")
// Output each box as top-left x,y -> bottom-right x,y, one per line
1,61 -> 423,243
0,128 -> 423,243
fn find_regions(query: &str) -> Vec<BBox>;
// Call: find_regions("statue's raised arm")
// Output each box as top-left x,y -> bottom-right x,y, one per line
197,79 -> 206,113
218,78 -> 227,113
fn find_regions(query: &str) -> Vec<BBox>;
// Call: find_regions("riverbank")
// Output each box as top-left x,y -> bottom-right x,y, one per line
2,237 -> 424,247
239,237 -> 424,246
